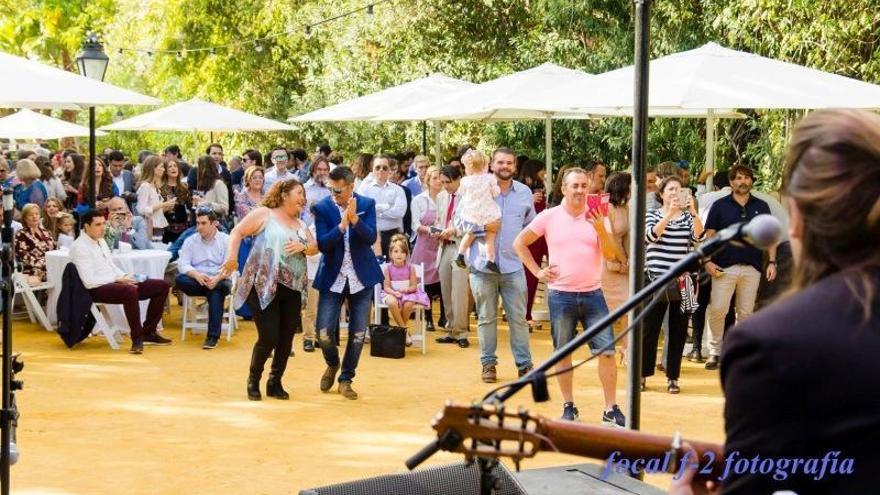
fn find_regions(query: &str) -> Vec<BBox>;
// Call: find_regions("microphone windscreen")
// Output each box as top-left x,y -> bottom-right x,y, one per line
745,214 -> 783,250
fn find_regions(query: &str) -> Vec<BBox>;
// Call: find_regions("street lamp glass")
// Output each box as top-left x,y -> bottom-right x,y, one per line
75,37 -> 109,81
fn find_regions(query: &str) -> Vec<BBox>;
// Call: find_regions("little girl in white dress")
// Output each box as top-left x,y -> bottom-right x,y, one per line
454,149 -> 502,273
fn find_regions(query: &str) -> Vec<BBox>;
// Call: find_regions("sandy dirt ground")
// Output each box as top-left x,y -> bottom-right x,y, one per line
9,308 -> 724,494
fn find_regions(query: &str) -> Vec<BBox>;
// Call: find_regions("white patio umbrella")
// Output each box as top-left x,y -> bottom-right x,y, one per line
535,42 -> 880,186
102,98 -> 294,132
290,73 -> 476,166
0,50 -> 159,109
290,73 -> 475,122
0,109 -> 107,139
374,63 -> 742,184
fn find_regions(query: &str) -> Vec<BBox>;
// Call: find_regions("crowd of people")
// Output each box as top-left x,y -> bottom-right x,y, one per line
0,137 -> 791,425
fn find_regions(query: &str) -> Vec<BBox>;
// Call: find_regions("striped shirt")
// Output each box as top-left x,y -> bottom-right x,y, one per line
645,209 -> 703,277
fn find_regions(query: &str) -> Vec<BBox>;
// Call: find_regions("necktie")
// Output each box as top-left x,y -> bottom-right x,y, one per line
445,193 -> 456,228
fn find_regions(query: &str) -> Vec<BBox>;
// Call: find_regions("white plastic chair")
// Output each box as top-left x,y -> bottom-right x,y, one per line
90,303 -> 124,350
180,274 -> 238,342
12,271 -> 54,331
372,263 -> 427,355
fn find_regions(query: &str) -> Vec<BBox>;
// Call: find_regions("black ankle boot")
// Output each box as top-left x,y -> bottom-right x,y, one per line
266,375 -> 289,400
247,374 -> 262,401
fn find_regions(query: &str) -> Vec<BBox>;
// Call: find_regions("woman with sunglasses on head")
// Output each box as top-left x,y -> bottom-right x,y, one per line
220,179 -> 318,401
671,109 -> 880,495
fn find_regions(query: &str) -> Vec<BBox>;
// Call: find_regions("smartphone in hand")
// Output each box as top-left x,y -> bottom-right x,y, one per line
587,193 -> 610,216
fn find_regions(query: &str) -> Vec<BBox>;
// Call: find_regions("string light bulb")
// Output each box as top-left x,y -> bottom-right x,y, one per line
176,51 -> 183,61
254,42 -> 263,52
304,25 -> 312,39
367,4 -> 374,14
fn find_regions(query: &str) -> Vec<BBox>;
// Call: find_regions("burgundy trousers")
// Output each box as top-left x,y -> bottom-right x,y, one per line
89,279 -> 170,339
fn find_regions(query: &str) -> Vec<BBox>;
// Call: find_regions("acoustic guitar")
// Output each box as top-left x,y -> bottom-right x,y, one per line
425,402 -> 725,480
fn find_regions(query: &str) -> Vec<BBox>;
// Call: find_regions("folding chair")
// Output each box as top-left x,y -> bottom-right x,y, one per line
90,303 -> 124,350
12,271 -> 54,331
372,263 -> 427,355
180,274 -> 238,342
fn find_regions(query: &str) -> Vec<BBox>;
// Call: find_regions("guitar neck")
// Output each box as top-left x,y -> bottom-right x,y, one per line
537,418 -> 725,479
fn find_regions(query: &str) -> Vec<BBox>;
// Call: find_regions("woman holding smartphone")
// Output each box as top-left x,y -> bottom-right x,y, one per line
409,165 -> 444,331
643,176 -> 704,394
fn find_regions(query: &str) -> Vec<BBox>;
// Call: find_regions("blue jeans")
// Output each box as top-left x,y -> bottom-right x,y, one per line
175,274 -> 232,339
316,282 -> 373,383
469,270 -> 533,370
547,289 -> 615,355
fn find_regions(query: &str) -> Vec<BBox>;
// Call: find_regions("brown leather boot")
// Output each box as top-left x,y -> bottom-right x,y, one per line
338,380 -> 358,400
481,364 -> 497,383
320,365 -> 339,392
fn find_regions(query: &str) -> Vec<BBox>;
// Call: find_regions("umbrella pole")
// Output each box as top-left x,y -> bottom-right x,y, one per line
434,121 -> 442,167
544,116 -> 553,187
87,106 -> 96,208
421,121 -> 427,155
627,0 -> 652,441
706,109 -> 715,190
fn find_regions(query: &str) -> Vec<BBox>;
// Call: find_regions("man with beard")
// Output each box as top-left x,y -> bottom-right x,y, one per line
703,165 -> 777,370
465,148 -> 535,384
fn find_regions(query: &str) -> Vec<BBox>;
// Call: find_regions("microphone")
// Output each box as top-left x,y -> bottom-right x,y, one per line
709,214 -> 782,250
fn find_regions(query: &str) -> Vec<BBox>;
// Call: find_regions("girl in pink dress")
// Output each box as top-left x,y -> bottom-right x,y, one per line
454,149 -> 502,272
381,234 -> 430,346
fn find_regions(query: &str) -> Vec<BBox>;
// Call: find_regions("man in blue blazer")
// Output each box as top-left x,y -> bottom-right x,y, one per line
312,166 -> 383,400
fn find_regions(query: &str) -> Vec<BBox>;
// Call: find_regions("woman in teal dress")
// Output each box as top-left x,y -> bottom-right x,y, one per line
221,179 -> 318,401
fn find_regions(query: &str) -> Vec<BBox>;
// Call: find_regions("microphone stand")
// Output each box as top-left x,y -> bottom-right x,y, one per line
405,234 -> 736,480
1,187 -> 19,495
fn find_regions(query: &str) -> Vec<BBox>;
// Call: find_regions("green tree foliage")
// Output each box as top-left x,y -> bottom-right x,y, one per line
2,0 -> 878,190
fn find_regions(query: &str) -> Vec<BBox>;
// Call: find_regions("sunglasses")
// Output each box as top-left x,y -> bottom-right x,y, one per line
330,186 -> 347,195
374,165 -> 389,171
273,154 -> 288,161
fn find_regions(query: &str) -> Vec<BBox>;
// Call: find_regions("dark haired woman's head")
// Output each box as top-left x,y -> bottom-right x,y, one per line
605,172 -> 632,207
783,109 -> 880,314
196,155 -> 219,191
519,159 -> 546,189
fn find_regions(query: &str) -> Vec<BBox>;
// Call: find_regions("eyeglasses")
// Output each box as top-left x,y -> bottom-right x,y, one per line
272,154 -> 288,161
740,207 -> 748,219
374,165 -> 389,171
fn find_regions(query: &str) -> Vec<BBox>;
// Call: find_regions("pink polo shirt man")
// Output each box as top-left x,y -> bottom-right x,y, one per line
527,206 -> 607,292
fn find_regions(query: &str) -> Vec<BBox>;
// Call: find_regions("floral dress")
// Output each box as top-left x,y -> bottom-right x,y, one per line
234,215 -> 309,326
457,172 -> 501,228
14,226 -> 56,280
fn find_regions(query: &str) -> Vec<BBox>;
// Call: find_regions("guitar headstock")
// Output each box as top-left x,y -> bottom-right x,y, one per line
430,402 -> 556,466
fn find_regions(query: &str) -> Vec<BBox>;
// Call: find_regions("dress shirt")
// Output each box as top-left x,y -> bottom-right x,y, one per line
410,191 -> 440,233
329,203 -> 365,294
177,230 -> 230,277
112,174 -> 125,196
302,179 -> 331,227
69,234 -> 126,289
465,180 -> 536,274
401,176 -> 424,197
356,180 -> 406,232
263,166 -> 296,193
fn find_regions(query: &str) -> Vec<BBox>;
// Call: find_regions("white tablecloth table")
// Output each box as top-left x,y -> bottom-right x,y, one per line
46,249 -> 172,331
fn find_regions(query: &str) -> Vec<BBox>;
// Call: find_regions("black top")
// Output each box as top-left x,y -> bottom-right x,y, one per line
720,270 -> 880,494
705,193 -> 771,271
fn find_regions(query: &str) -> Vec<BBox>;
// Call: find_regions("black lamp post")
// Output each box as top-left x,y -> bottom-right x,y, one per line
75,32 -> 109,208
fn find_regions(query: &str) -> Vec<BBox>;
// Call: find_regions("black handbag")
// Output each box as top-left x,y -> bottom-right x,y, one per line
369,324 -> 407,359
